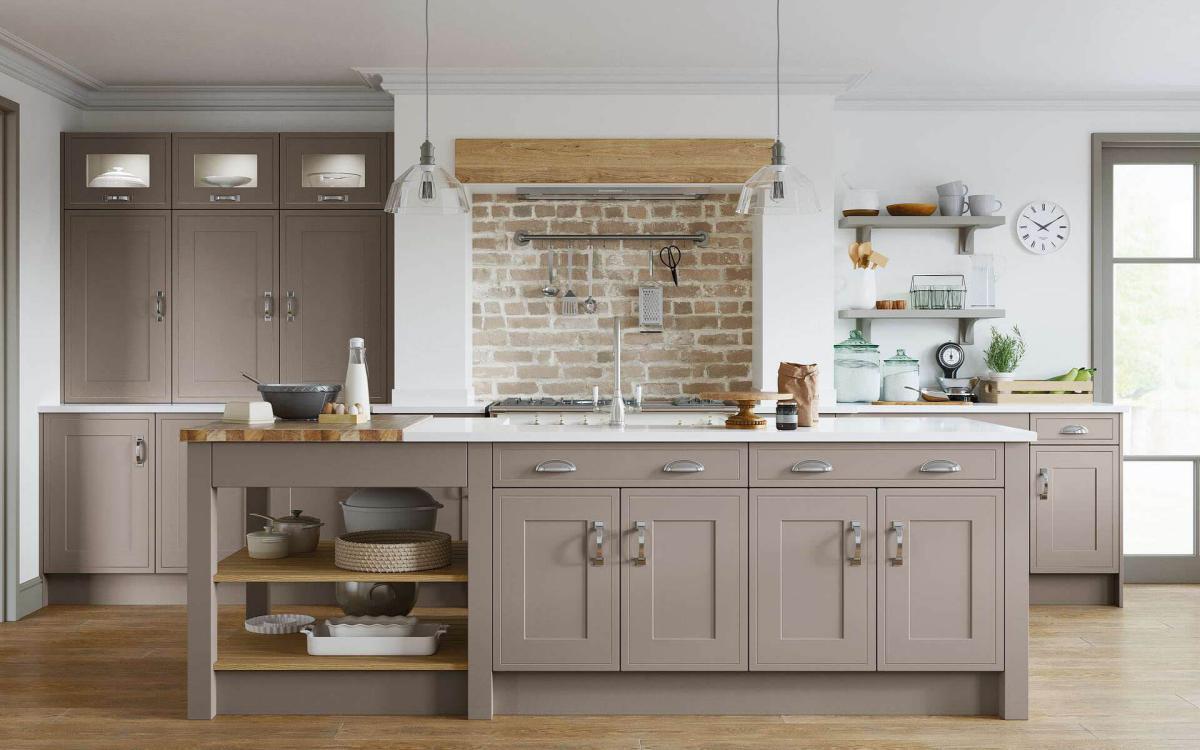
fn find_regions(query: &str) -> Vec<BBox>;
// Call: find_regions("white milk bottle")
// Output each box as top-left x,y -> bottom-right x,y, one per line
343,337 -> 371,418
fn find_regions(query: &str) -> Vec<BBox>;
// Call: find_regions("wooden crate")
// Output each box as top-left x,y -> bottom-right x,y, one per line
978,379 -> 1094,404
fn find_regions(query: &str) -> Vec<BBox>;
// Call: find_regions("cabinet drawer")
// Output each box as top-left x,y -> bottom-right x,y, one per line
751,444 -> 1003,487
1031,414 -> 1119,444
493,444 -> 747,487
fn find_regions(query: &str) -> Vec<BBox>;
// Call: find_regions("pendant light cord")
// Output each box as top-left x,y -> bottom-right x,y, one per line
424,0 -> 430,142
775,0 -> 781,141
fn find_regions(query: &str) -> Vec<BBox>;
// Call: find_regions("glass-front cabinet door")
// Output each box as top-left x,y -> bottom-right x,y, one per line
281,133 -> 388,209
172,133 -> 278,209
64,134 -> 169,209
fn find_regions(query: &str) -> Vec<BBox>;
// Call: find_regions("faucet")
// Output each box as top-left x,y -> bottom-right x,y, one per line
609,317 -> 626,426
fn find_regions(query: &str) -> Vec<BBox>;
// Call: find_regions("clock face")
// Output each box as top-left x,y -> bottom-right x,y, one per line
1017,201 -> 1070,255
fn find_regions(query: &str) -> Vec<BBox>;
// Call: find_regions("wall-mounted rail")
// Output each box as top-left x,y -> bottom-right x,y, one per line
514,231 -> 708,246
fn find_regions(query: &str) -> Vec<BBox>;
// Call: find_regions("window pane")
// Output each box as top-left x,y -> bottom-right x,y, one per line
1115,264 -> 1200,454
1124,461 -> 1195,555
1113,164 -> 1194,258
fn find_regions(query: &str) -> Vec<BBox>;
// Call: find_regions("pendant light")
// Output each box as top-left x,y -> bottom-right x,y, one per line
736,0 -> 819,216
384,0 -> 469,215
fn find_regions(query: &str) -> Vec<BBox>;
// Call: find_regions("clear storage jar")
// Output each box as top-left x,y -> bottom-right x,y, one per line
834,330 -> 881,403
881,348 -> 920,402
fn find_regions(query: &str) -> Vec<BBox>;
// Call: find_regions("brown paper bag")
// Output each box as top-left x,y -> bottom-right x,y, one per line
778,362 -> 819,427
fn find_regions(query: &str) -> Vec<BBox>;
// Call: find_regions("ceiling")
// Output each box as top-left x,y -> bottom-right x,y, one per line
1,0 -> 1199,102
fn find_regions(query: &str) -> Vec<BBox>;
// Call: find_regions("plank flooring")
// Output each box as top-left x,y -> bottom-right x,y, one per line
1,585 -> 1199,749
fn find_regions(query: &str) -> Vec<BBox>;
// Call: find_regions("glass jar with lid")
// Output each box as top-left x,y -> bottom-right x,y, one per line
834,330 -> 881,403
881,348 -> 920,402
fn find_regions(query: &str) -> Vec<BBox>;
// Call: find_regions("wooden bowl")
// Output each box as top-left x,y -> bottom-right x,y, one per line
886,203 -> 937,216
842,209 -> 880,217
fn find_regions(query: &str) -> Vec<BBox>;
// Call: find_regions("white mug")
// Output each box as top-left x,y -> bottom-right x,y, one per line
938,195 -> 967,216
937,181 -> 969,197
968,194 -> 1003,216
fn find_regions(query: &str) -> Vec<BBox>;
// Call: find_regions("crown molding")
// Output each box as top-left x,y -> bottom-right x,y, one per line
836,90 -> 1200,111
86,85 -> 391,111
0,27 -> 92,107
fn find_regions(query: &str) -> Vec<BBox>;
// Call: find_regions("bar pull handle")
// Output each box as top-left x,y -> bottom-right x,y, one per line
663,459 -> 704,473
317,194 -> 349,203
1037,468 -> 1051,500
633,521 -> 647,566
262,291 -> 274,322
103,194 -> 130,203
1060,424 -> 1089,435
154,290 -> 165,322
847,521 -> 863,565
285,290 -> 296,322
791,459 -> 833,473
209,194 -> 241,202
134,435 -> 146,466
919,459 -> 961,473
534,459 -> 576,473
889,521 -> 905,565
590,521 -> 605,566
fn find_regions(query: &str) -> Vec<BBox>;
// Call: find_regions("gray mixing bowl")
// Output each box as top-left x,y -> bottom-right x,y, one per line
256,383 -> 342,420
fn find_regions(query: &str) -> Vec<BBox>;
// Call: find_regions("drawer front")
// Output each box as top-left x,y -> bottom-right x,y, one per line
494,444 -> 747,487
1032,414 -> 1119,444
751,444 -> 1003,487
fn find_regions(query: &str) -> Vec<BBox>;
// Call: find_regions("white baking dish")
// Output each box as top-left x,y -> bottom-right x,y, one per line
299,622 -> 448,656
325,614 -> 417,637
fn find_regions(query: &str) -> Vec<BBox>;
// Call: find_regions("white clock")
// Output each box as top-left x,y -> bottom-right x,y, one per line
1017,200 -> 1070,255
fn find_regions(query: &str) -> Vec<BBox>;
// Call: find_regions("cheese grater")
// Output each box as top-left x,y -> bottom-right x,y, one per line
638,249 -> 664,332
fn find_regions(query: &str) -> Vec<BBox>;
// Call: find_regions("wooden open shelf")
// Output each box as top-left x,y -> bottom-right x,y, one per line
214,541 -> 468,583
215,606 -> 468,672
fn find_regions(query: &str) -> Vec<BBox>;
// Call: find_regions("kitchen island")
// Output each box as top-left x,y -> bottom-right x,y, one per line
183,415 -> 1034,720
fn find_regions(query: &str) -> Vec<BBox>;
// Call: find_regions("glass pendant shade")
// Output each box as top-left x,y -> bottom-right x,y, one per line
385,145 -> 470,215
736,159 -> 820,216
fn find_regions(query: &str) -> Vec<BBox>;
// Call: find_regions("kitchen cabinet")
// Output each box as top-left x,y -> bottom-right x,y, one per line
172,212 -> 278,402
63,211 -> 172,402
751,490 -> 875,670
42,415 -> 154,573
494,489 -> 619,670
156,415 -> 246,571
621,488 -> 747,671
172,133 -> 278,209
281,133 -> 388,209
281,211 -> 388,401
1031,446 -> 1119,573
878,489 -> 1002,670
63,133 -> 171,209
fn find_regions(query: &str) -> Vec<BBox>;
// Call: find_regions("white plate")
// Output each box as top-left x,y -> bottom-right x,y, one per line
202,175 -> 253,187
301,622 -> 448,656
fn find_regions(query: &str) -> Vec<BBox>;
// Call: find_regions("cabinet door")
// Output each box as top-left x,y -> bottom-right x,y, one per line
280,211 -> 387,401
172,133 -> 278,209
751,490 -> 875,670
156,416 -> 246,571
879,489 -> 1002,670
42,416 -> 153,573
622,488 -> 747,670
1031,446 -> 1119,573
63,211 -> 171,402
494,489 -> 618,670
281,134 -> 388,208
173,212 -> 278,401
64,133 -> 170,209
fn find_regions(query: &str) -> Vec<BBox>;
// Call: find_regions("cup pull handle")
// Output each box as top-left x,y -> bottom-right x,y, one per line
919,459 -> 961,473
590,521 -> 605,566
848,521 -> 863,566
534,459 -> 577,473
889,521 -> 905,565
633,521 -> 647,566
663,459 -> 704,473
791,459 -> 833,473
1060,424 -> 1089,435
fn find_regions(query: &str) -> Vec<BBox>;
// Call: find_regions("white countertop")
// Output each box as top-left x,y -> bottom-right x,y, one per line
402,415 -> 1037,443
37,402 -> 493,414
829,402 -> 1128,414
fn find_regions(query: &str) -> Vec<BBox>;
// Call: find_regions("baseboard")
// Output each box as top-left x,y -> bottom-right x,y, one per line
1030,573 -> 1119,605
15,576 -> 45,619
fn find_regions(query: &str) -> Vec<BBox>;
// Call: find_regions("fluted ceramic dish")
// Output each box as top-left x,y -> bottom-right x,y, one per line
244,613 -> 315,635
301,622 -> 448,656
325,614 -> 418,637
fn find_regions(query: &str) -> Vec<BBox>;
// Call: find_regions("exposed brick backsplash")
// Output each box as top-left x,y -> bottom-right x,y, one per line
472,193 -> 753,400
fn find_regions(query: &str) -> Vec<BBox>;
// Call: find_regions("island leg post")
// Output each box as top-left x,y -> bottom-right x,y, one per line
466,443 -> 494,719
186,443 -> 217,720
1001,442 -> 1030,719
244,487 -> 271,618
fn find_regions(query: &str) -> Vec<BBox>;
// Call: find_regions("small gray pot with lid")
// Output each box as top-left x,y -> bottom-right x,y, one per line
250,510 -> 324,554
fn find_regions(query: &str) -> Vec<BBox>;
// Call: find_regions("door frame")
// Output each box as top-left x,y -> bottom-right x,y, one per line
0,97 -> 18,621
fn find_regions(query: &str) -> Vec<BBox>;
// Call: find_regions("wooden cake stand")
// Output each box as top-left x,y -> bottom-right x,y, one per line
700,391 -> 792,429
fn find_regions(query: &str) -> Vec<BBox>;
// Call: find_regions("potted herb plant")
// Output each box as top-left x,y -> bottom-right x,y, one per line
983,325 -> 1026,380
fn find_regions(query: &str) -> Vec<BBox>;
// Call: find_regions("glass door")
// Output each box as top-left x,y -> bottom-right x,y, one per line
1102,144 -> 1200,582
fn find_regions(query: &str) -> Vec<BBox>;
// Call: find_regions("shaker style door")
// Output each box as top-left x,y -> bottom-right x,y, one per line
63,211 -> 172,402
879,489 -> 1002,670
172,133 -> 278,209
621,488 -> 748,671
751,490 -> 876,670
64,133 -> 170,209
494,489 -> 619,670
172,212 -> 279,402
1031,446 -> 1119,573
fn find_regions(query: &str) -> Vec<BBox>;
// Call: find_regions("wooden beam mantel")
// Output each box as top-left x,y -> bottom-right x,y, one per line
453,138 -> 773,185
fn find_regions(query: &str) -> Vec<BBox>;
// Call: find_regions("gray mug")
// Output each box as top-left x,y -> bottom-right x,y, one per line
938,195 -> 967,216
967,194 -> 1003,216
936,181 -> 969,197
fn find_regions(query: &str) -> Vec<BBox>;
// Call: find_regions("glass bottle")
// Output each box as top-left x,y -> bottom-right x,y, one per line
343,337 -> 371,418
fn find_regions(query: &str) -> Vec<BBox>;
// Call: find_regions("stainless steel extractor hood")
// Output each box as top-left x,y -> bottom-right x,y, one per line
516,185 -> 710,201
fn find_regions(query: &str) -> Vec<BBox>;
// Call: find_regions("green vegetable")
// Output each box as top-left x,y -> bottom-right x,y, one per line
983,326 -> 1027,375
1048,368 -> 1079,382
1074,368 -> 1096,382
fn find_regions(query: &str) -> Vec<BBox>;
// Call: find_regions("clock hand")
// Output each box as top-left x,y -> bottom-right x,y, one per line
1029,217 -> 1052,231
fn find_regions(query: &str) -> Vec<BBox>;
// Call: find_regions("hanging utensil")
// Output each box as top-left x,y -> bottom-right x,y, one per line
561,250 -> 579,314
583,245 -> 598,314
658,244 -> 681,286
541,251 -> 559,297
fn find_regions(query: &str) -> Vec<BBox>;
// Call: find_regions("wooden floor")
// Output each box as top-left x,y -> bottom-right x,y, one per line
2,585 -> 1199,749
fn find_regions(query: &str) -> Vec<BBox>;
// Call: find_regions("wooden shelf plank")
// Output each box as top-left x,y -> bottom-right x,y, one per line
215,606 -> 467,672
214,541 -> 467,583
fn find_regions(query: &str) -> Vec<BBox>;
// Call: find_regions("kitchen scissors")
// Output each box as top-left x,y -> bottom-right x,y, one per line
658,244 -> 681,286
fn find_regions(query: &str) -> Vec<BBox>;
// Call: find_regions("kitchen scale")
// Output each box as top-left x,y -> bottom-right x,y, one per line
936,341 -> 976,402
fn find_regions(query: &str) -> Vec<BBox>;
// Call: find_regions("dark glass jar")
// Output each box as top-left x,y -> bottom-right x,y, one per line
776,401 -> 798,430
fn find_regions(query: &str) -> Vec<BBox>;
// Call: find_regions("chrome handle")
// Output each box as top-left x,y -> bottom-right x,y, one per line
663,459 -> 705,473
317,194 -> 349,203
1060,424 -> 1089,435
919,459 -> 961,473
154,290 -> 165,322
590,521 -> 605,566
262,291 -> 273,322
209,194 -> 241,202
103,194 -> 130,202
848,521 -> 863,566
791,459 -> 833,473
633,521 -> 647,566
889,521 -> 904,565
1037,468 -> 1051,500
134,436 -> 146,466
285,291 -> 296,322
534,459 -> 576,473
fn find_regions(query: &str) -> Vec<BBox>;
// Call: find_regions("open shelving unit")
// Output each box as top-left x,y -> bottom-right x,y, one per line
838,307 -> 1006,345
215,541 -> 468,584
838,215 -> 1005,254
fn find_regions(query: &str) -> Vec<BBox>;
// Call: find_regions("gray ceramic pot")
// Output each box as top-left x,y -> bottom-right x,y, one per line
334,581 -> 418,617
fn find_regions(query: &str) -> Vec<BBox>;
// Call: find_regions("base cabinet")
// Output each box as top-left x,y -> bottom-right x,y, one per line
1031,446 -> 1118,573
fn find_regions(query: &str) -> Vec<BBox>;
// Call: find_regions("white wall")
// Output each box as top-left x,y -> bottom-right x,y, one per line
833,107 -> 1200,386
